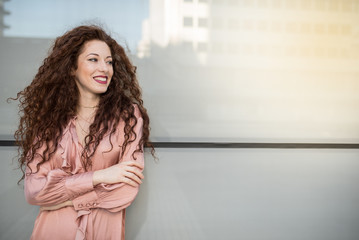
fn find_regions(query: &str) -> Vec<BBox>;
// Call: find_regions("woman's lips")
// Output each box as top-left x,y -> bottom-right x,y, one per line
93,76 -> 107,84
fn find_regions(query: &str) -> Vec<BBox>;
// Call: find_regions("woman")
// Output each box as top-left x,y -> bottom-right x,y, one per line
13,25 -> 152,239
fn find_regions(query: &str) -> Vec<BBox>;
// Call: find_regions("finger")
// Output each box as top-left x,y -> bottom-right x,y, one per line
125,172 -> 142,184
126,166 -> 144,179
125,177 -> 139,187
122,160 -> 144,169
122,164 -> 143,176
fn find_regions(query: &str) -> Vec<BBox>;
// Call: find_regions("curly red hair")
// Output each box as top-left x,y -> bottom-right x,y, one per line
12,25 -> 153,182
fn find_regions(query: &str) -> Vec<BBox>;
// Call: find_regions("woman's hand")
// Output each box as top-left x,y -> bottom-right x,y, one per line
93,160 -> 144,187
40,200 -> 73,211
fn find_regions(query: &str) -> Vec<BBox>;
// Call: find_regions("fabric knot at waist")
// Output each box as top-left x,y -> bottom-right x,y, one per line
76,209 -> 93,240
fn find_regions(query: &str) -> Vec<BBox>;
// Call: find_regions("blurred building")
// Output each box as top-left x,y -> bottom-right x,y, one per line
135,0 -> 359,141
138,0 -> 359,70
0,0 -> 10,36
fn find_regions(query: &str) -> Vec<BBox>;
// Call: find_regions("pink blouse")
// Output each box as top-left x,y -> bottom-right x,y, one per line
25,107 -> 144,240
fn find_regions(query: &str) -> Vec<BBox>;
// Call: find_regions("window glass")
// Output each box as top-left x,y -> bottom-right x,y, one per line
1,0 -> 359,143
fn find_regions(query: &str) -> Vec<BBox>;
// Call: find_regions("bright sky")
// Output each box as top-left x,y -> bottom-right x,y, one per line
3,0 -> 148,52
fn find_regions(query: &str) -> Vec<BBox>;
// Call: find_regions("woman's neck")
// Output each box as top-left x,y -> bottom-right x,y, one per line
78,93 -> 100,108
77,95 -> 100,121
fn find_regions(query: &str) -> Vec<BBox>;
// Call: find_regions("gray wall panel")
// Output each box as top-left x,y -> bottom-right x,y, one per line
2,147 -> 359,240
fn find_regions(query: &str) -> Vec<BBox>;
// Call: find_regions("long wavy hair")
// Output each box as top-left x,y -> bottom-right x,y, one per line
12,25 -> 154,182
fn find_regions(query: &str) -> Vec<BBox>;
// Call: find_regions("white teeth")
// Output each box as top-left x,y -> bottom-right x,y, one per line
94,77 -> 107,82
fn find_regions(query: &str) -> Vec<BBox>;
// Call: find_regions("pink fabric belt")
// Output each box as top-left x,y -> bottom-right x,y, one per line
76,210 -> 92,240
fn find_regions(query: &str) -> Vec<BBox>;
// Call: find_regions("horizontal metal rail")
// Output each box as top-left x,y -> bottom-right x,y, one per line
1,140 -> 358,149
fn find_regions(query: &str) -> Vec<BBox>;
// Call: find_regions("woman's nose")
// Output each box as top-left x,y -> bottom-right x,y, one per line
98,60 -> 109,72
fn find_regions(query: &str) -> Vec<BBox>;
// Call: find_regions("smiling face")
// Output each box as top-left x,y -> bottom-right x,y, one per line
74,40 -> 113,99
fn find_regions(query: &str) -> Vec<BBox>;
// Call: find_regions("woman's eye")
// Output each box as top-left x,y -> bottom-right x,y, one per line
107,60 -> 113,65
89,58 -> 98,62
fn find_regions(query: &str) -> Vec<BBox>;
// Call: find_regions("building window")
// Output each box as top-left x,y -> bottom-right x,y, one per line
354,1 -> 359,12
198,18 -> 208,28
342,0 -> 353,12
299,46 -> 312,57
228,18 -> 239,30
257,0 -> 268,8
228,43 -> 239,54
328,24 -> 338,35
300,0 -> 311,10
257,45 -> 269,55
271,0 -> 282,8
314,47 -> 325,58
242,0 -> 253,7
257,20 -> 268,31
328,0 -> 339,11
340,48 -> 350,58
183,41 -> 193,52
211,42 -> 223,53
285,46 -> 297,56
314,23 -> 325,34
314,0 -> 326,11
212,0 -> 223,5
211,18 -> 224,30
197,42 -> 208,52
285,22 -> 298,33
342,24 -> 352,35
242,44 -> 254,55
227,0 -> 239,6
183,17 -> 193,27
327,47 -> 339,58
243,20 -> 254,31
271,21 -> 282,33
285,0 -> 297,9
300,23 -> 311,34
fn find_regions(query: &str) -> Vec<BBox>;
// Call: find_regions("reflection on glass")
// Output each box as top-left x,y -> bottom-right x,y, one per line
1,0 -> 359,143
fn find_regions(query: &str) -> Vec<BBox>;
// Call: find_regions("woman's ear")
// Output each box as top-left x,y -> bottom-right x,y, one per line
71,67 -> 77,77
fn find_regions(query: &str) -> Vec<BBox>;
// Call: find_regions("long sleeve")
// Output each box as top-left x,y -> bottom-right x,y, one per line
72,116 -> 144,213
25,144 -> 95,206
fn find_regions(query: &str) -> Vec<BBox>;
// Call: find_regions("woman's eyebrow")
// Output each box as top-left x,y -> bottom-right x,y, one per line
86,53 -> 112,59
86,53 -> 99,57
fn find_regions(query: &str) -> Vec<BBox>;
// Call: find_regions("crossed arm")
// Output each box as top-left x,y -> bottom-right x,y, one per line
38,160 -> 144,211
26,117 -> 145,213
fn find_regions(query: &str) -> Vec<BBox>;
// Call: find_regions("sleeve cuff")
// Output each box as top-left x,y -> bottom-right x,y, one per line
72,190 -> 99,210
65,171 -> 94,199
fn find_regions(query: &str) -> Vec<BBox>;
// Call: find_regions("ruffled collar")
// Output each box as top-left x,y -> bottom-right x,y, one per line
59,117 -> 85,174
